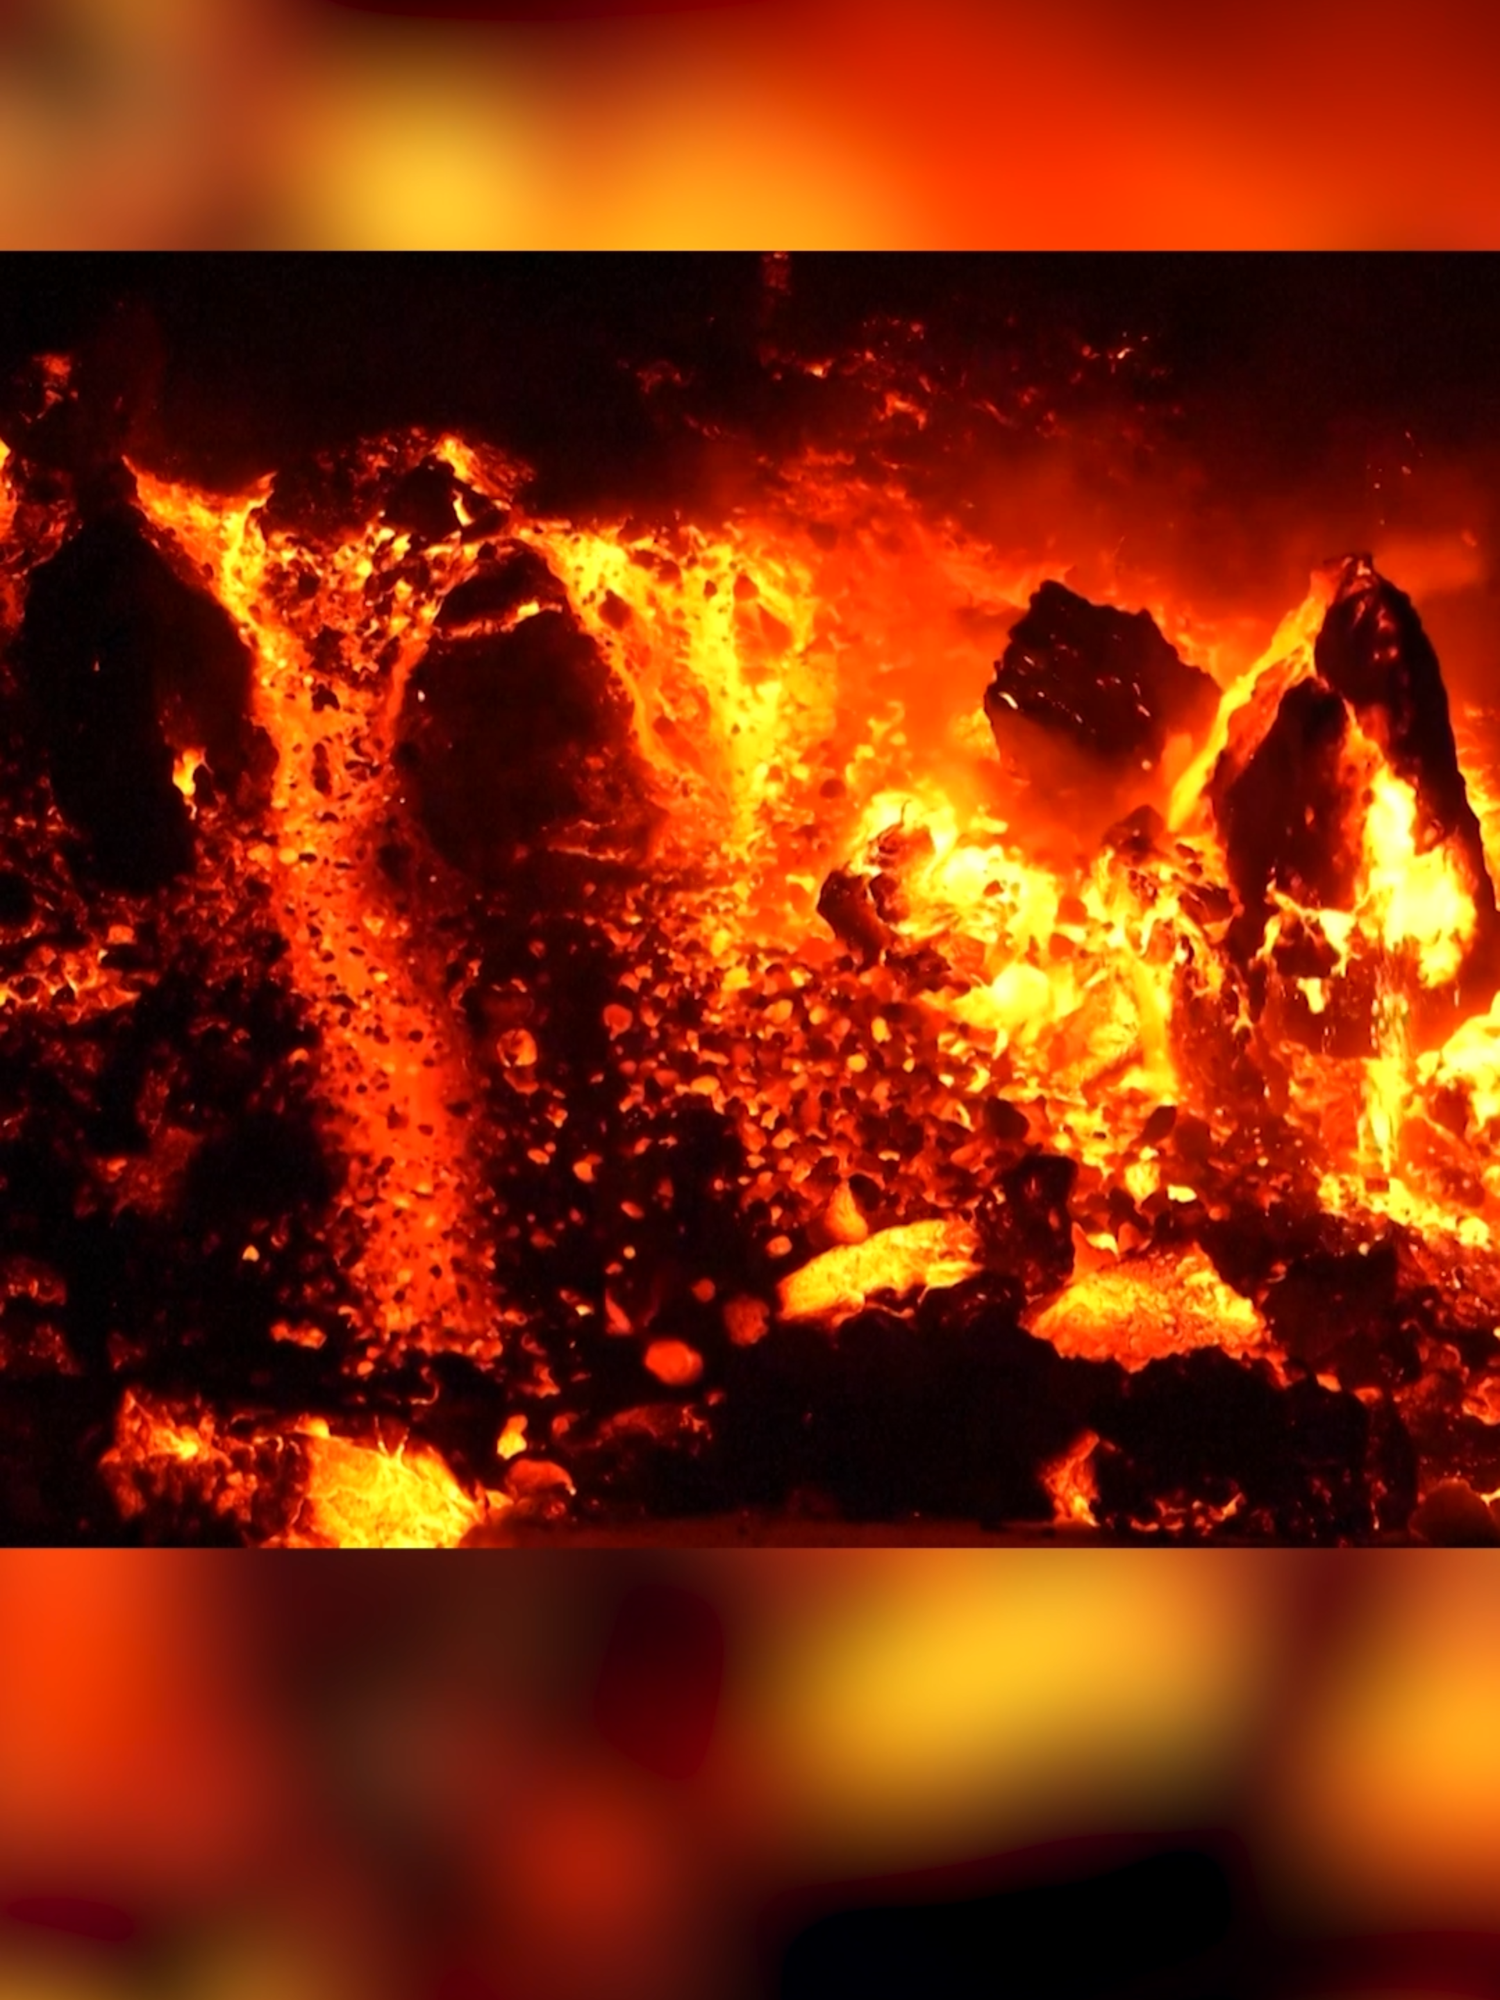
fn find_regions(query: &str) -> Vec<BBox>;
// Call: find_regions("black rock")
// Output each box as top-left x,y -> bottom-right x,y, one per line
1091,1351 -> 1384,1542
432,543 -> 567,635
716,1274 -> 1096,1525
987,581 -> 1219,770
397,592 -> 650,880
1209,559 -> 1500,1046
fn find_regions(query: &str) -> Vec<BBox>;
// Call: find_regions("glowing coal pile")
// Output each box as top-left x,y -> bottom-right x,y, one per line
6,394 -> 1500,1545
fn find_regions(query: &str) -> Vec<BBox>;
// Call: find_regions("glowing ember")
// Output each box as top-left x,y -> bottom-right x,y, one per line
100,1389 -> 504,1547
1026,1247 -> 1271,1372
778,1220 -> 982,1325
1041,1429 -> 1100,1528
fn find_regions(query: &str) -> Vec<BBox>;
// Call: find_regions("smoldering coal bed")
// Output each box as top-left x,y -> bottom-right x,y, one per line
5,260 -> 1500,1546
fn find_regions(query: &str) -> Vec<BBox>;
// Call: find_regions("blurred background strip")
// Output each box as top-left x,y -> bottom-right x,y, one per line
0,0 -> 1496,248
3,1553 -> 1500,2000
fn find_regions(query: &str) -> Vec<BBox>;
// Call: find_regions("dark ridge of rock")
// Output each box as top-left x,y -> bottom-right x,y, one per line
1090,1350 -> 1392,1541
1315,554 -> 1500,1009
11,511 -> 258,891
1207,559 -> 1500,1049
987,581 -> 1219,770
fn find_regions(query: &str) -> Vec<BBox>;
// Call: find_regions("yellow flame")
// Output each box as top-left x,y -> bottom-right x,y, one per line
1041,1430 -> 1100,1528
171,746 -> 206,810
1360,756 -> 1475,985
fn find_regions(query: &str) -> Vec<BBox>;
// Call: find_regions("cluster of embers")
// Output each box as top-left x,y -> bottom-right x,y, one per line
5,421 -> 1500,1541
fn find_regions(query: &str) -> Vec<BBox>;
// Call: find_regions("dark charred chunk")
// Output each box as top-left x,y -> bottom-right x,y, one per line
1209,559 -> 1500,1045
12,511 -> 258,890
984,1097 -> 1032,1145
816,868 -> 895,965
261,447 -> 387,541
1100,801 -> 1166,863
987,581 -> 1219,768
432,544 -> 568,637
978,1149 -> 1078,1296
398,593 -> 649,880
1409,1479 -> 1500,1544
1258,1236 -> 1411,1381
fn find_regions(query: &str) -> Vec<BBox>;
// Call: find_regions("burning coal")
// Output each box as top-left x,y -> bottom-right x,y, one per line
4,404 -> 1500,1545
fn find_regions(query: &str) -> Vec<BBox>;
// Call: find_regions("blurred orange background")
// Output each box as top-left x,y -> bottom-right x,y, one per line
2,7 -> 1497,2000
0,0 -> 1496,247
3,1552 -> 1500,2000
